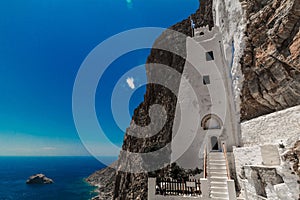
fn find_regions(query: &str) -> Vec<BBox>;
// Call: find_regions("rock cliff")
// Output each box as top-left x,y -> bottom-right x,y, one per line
86,167 -> 116,200
240,0 -> 300,121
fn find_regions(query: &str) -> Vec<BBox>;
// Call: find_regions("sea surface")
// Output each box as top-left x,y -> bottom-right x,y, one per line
0,156 -> 115,200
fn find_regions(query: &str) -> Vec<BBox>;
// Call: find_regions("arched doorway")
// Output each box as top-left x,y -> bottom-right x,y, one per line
201,114 -> 223,130
211,136 -> 219,151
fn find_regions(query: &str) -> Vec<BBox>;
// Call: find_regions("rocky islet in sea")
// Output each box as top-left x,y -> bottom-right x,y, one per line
26,173 -> 54,184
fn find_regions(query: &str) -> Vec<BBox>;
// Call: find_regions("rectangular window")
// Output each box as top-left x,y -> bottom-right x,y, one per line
206,51 -> 214,61
203,75 -> 210,85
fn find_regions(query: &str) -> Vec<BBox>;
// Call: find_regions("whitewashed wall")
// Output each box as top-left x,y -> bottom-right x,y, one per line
241,105 -> 300,148
171,27 -> 240,169
213,0 -> 246,123
234,105 -> 300,199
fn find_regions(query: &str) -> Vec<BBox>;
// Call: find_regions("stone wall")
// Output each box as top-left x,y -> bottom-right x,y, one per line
234,144 -> 299,199
234,105 -> 300,199
233,146 -> 263,179
241,105 -> 300,148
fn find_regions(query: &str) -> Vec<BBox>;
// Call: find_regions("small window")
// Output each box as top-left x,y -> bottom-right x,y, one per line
199,32 -> 204,35
206,51 -> 214,61
203,75 -> 210,85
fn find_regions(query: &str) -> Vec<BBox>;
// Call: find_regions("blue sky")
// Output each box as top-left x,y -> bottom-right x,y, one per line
0,0 -> 198,156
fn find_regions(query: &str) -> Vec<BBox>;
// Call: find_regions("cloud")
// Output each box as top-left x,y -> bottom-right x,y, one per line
126,0 -> 133,9
126,77 -> 135,89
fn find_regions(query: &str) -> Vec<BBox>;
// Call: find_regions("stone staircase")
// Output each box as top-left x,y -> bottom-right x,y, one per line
207,152 -> 230,200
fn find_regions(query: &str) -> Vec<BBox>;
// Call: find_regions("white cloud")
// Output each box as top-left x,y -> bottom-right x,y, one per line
126,77 -> 135,89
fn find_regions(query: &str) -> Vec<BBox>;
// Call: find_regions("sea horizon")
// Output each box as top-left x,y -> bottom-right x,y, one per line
0,156 -> 112,200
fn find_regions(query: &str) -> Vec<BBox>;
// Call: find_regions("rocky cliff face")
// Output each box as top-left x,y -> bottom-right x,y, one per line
240,0 -> 300,121
86,166 -> 116,200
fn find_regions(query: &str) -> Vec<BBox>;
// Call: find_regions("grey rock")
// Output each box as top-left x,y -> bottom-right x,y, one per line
241,0 -> 300,121
86,166 -> 116,200
26,174 -> 53,184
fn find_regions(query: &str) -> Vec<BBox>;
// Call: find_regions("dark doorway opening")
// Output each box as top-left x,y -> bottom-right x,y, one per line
211,136 -> 219,151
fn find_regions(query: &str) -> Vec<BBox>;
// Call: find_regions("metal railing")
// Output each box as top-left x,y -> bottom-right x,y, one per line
222,143 -> 231,180
156,178 -> 201,196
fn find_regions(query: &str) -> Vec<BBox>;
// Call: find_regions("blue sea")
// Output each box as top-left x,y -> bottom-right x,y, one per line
0,157 -> 115,200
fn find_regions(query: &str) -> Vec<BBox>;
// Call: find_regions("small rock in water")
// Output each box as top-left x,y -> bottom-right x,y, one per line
26,173 -> 54,184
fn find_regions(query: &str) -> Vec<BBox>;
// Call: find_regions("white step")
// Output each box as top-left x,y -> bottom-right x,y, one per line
209,156 -> 225,159
208,168 -> 228,173
210,177 -> 228,182
211,196 -> 229,200
209,168 -> 227,171
209,165 -> 227,170
209,152 -> 224,155
209,154 -> 224,157
209,162 -> 226,166
209,172 -> 228,177
210,174 -> 228,179
208,155 -> 225,160
210,181 -> 227,187
207,162 -> 226,168
209,161 -> 226,164
209,158 -> 225,162
209,172 -> 228,176
211,186 -> 228,193
209,152 -> 224,156
208,158 -> 226,163
211,191 -> 229,198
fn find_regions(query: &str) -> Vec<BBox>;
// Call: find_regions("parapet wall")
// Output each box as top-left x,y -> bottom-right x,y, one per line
241,105 -> 300,148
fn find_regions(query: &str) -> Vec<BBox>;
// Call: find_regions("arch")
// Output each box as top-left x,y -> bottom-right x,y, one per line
201,114 -> 223,130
